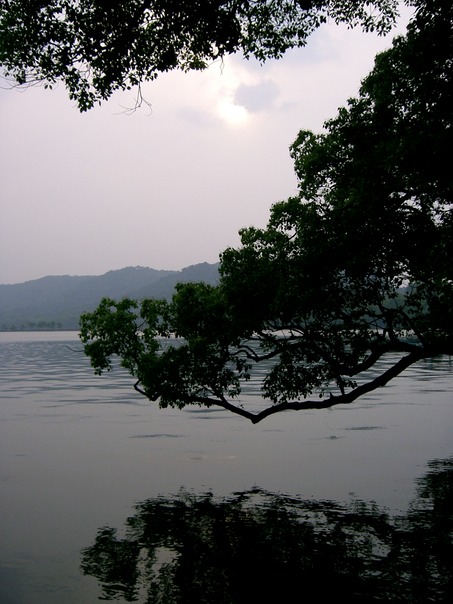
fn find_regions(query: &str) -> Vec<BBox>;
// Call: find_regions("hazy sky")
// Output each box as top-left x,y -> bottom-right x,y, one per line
0,5 -> 413,284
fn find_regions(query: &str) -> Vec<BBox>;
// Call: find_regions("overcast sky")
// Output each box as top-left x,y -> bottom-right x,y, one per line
0,5 -> 413,284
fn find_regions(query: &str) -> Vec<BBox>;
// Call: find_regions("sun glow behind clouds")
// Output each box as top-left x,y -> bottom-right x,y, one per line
202,58 -> 251,126
217,100 -> 248,126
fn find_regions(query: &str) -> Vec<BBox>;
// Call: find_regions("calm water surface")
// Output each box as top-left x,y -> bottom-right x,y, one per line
0,332 -> 452,602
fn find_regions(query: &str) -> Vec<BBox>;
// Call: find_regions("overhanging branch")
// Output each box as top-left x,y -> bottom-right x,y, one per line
190,350 -> 426,424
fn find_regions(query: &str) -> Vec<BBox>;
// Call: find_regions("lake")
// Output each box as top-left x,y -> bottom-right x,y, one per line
0,331 -> 452,602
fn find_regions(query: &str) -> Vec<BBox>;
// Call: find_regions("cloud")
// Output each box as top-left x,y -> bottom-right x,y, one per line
0,5 -> 414,283
234,80 -> 279,113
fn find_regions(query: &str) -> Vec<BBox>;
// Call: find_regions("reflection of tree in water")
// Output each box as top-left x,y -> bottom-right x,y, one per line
81,458 -> 453,602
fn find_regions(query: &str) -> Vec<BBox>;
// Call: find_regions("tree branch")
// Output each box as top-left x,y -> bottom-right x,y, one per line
189,350 -> 426,424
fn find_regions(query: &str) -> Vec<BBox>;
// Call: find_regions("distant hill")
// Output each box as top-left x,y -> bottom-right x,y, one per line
0,263 -> 219,330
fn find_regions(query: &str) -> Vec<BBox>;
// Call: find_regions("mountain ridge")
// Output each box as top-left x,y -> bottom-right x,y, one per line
0,263 -> 219,330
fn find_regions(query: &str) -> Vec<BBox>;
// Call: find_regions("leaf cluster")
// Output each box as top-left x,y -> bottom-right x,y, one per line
1,0 -> 398,110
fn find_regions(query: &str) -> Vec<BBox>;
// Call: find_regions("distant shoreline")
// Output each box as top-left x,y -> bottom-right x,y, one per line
0,328 -> 77,332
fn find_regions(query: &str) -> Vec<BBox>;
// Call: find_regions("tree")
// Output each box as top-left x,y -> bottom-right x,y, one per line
0,0 -> 399,110
79,0 -> 453,423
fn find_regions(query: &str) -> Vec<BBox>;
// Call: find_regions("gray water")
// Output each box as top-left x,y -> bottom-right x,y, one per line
0,331 -> 452,603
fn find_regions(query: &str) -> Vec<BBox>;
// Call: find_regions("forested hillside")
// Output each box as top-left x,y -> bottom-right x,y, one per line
0,263 -> 219,330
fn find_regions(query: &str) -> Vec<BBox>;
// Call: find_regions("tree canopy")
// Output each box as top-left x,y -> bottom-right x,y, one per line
0,0 -> 399,110
79,0 -> 453,423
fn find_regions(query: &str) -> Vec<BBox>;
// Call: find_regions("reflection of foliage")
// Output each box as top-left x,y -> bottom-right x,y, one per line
80,527 -> 140,601
81,458 -> 453,602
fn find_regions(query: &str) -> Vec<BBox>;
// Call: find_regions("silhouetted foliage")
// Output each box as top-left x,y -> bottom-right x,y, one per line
81,457 -> 453,602
80,0 -> 453,423
0,0 -> 399,110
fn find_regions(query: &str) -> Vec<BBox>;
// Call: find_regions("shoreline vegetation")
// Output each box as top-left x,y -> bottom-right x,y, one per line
1,322 -> 65,331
